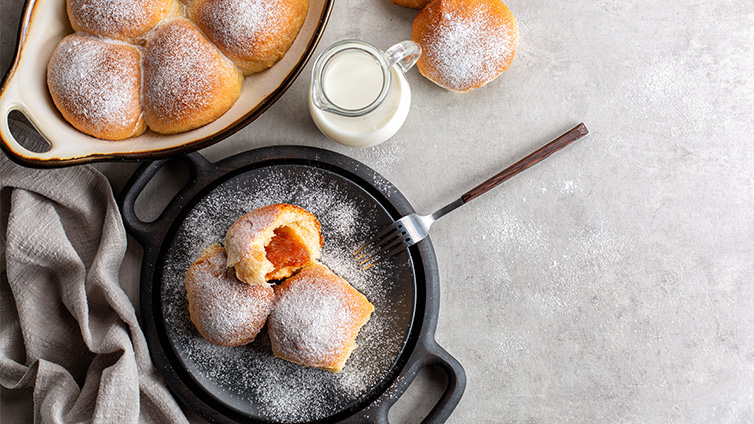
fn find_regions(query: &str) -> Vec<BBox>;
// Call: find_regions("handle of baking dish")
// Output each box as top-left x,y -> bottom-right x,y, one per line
118,153 -> 214,248
0,98 -> 55,164
0,4 -> 50,164
348,339 -> 466,424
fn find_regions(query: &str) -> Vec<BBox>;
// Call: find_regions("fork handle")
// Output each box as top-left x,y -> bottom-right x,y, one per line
461,122 -> 589,203
430,123 -> 589,221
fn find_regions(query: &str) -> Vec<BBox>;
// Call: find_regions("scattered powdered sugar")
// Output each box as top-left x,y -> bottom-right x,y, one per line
160,165 -> 412,422
350,138 -> 408,179
469,194 -> 627,322
47,35 -> 142,136
623,55 -> 716,139
417,0 -> 518,91
539,178 -> 581,195
325,138 -> 409,201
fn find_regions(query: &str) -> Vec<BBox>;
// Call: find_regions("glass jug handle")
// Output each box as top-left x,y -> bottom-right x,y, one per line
384,41 -> 422,73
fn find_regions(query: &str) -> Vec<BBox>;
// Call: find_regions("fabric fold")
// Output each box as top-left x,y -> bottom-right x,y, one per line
0,153 -> 187,424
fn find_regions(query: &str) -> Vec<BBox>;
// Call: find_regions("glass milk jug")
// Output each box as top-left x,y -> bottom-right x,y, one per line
308,40 -> 421,147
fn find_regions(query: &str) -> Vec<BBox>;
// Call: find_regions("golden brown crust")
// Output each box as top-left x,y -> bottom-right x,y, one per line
187,0 -> 309,75
142,18 -> 244,134
67,0 -> 183,43
267,263 -> 374,373
225,204 -> 323,286
185,244 -> 275,347
412,0 -> 519,92
390,0 -> 431,10
54,0 -> 311,139
47,34 -> 146,140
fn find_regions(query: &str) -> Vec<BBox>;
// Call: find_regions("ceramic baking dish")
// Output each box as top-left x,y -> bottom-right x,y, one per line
0,0 -> 332,167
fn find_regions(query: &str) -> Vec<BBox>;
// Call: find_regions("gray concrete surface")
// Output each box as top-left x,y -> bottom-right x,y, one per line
3,0 -> 754,422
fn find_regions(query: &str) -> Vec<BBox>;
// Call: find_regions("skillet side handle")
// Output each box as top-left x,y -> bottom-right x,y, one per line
118,152 -> 212,247
344,339 -> 466,424
119,159 -> 170,246
419,340 -> 466,424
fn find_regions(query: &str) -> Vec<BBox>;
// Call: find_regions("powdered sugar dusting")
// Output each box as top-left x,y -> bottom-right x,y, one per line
223,205 -> 278,269
192,0 -> 279,53
142,19 -> 240,130
47,34 -> 142,138
160,164 -> 412,422
271,282 -> 350,365
416,0 -> 518,92
187,0 -> 306,73
67,0 -> 165,41
185,244 -> 274,346
269,264 -> 372,370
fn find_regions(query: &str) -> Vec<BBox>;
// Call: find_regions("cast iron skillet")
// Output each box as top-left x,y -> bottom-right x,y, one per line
118,146 -> 466,423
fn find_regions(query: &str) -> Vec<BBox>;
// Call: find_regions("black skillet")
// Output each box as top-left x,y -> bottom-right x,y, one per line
118,146 -> 466,423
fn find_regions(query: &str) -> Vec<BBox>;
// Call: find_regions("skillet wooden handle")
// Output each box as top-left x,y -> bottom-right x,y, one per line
461,122 -> 589,203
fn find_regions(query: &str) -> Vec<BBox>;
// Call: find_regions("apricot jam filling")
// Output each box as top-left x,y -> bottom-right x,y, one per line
264,226 -> 311,276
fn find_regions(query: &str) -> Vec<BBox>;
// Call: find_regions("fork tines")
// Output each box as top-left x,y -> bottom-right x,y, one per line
353,221 -> 410,270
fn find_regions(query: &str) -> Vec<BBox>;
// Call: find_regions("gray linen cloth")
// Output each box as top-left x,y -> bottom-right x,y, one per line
0,152 -> 188,423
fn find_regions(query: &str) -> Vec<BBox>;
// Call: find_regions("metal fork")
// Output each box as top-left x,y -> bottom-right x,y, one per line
354,123 -> 589,269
